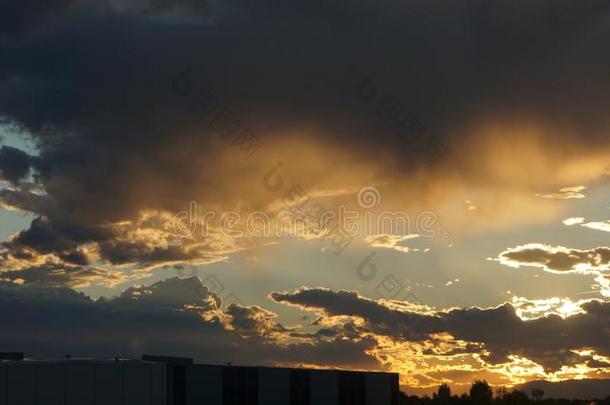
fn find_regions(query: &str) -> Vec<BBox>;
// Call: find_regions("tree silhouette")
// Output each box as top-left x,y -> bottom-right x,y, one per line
470,380 -> 493,405
495,387 -> 508,397
498,390 -> 529,405
398,382 -> 610,405
530,389 -> 543,401
434,383 -> 451,402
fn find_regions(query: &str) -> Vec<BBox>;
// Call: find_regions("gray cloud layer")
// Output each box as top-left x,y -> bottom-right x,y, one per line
272,287 -> 610,372
0,277 -> 379,369
2,0 -> 610,281
4,279 -> 609,377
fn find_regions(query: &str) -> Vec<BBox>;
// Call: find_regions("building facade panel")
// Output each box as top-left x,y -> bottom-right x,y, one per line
6,365 -> 36,405
0,359 -> 399,405
365,373 -> 392,405
339,371 -> 366,405
258,367 -> 289,405
184,365 -> 222,405
222,366 -> 258,405
289,369 -> 310,405
311,371 -> 339,405
37,365 -> 65,404
66,365 -> 96,405
124,364 -> 160,405
149,364 -> 167,405
94,364 -> 123,405
0,365 -> 7,405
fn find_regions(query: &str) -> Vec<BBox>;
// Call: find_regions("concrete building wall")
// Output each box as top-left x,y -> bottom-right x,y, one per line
366,373 -> 392,405
123,364 -> 166,405
95,364 -> 123,405
148,365 -> 168,405
258,367 -> 289,405
67,365 -> 96,404
184,365 -> 222,405
37,365 -> 64,404
0,362 -> 398,405
5,365 -> 36,405
0,363 -> 167,405
311,370 -> 339,405
0,365 -> 5,405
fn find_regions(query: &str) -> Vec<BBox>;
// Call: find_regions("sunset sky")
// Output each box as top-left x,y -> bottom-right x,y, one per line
1,0 -> 610,395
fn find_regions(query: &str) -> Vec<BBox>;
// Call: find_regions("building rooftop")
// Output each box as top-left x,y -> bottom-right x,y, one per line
0,352 -> 398,375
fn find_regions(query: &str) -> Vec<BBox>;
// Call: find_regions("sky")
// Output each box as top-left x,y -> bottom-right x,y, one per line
1,0 -> 610,396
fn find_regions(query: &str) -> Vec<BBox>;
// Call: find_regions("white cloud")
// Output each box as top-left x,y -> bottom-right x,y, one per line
563,217 -> 585,226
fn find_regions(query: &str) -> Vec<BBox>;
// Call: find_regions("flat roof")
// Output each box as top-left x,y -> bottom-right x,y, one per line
0,358 -> 153,365
0,357 -> 397,375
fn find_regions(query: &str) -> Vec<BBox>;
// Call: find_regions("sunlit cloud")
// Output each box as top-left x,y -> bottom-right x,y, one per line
511,296 -> 590,321
563,217 -> 586,226
364,233 -> 421,253
563,215 -> 610,233
536,185 -> 587,200
581,221 -> 610,233
271,286 -> 610,391
494,243 -> 610,273
445,279 -> 460,287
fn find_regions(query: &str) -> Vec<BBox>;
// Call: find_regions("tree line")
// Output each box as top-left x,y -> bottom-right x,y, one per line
400,381 -> 610,405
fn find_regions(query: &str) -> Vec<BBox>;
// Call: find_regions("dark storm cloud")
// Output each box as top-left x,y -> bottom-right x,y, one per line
271,287 -> 610,372
2,0 -> 610,277
4,0 -> 610,175
5,217 -> 114,256
0,217 -> 122,283
0,262 -> 125,287
2,277 -> 608,375
0,188 -> 52,214
98,238 -> 203,265
443,302 -> 610,371
110,0 -> 211,16
271,287 -> 443,340
0,0 -> 75,38
117,276 -> 219,309
0,277 -> 380,369
0,146 -> 32,185
225,304 -> 287,338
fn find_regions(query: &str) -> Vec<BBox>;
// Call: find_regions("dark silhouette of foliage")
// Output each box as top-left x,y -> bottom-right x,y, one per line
398,382 -> 610,405
434,384 -> 452,402
470,380 -> 493,405
498,389 -> 529,405
531,389 -> 544,401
